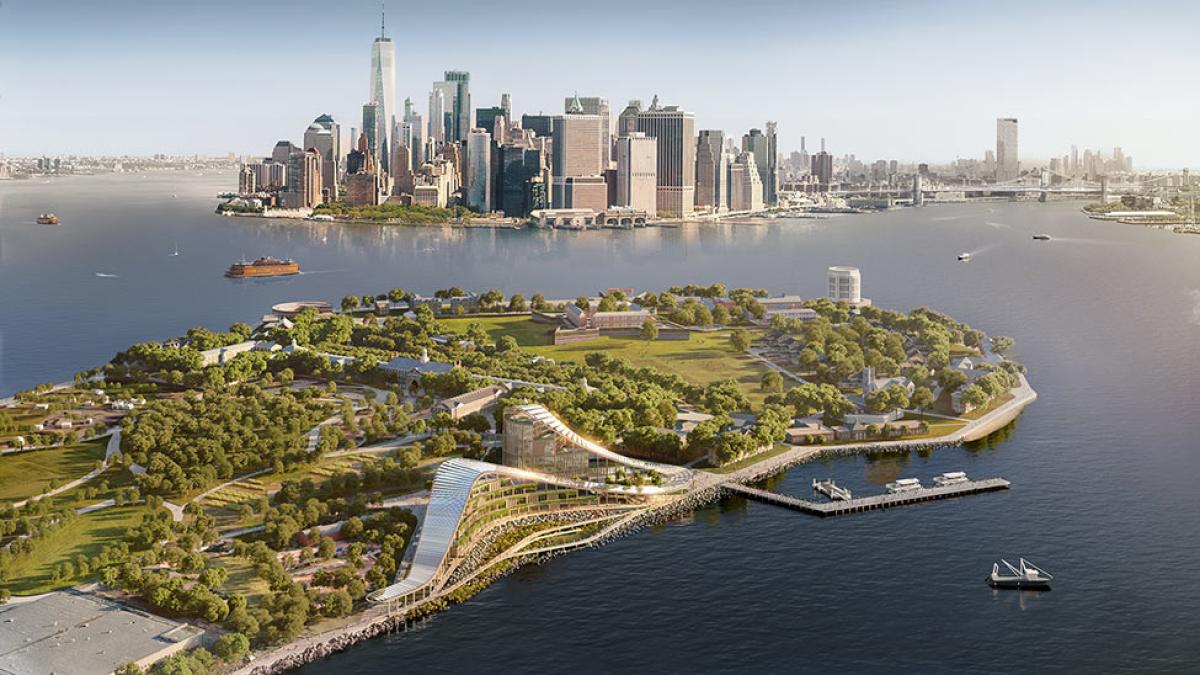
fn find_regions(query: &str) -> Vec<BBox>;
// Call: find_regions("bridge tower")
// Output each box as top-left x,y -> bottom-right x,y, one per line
912,174 -> 924,207
1100,175 -> 1110,202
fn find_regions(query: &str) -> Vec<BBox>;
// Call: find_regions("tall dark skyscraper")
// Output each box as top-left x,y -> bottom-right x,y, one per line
445,71 -> 472,141
811,150 -> 833,188
742,125 -> 778,205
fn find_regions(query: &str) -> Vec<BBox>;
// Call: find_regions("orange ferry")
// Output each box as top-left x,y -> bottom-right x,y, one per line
225,257 -> 300,278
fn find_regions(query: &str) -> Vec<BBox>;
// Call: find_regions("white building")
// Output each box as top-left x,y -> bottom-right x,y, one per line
615,132 -> 658,214
828,266 -> 871,307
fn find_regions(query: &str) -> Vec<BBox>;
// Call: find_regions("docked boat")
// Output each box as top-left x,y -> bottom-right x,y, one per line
957,252 -> 972,261
36,213 -> 60,225
225,257 -> 300,278
933,471 -> 969,487
885,477 -> 922,494
987,558 -> 1053,590
1032,234 -> 1051,241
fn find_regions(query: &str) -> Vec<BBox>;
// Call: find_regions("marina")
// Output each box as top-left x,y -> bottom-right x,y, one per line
726,475 -> 1010,517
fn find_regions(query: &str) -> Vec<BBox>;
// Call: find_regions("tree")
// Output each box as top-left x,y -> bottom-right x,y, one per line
730,329 -> 751,352
340,295 -> 360,312
323,589 -> 354,617
911,386 -> 935,414
760,370 -> 784,393
640,319 -> 659,341
496,335 -> 518,353
991,335 -> 1015,356
960,384 -> 990,409
212,633 -> 250,662
506,293 -> 528,312
574,296 -> 590,310
388,288 -> 407,302
530,293 -> 548,311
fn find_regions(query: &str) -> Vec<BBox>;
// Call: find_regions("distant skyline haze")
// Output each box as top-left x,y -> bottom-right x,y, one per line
1,0 -> 1197,167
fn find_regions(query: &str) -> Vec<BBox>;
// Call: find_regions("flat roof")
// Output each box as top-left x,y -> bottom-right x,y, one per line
0,589 -> 202,675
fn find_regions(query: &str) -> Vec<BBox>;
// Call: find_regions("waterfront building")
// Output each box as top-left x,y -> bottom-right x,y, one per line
631,98 -> 696,216
564,302 -> 653,330
445,71 -> 472,141
370,10 -> 396,173
727,160 -> 746,211
828,266 -> 871,307
282,148 -> 323,209
346,132 -> 381,206
495,143 -> 548,217
996,117 -> 1019,181
695,130 -> 726,210
552,102 -> 606,212
466,128 -> 492,213
615,132 -> 658,214
730,152 -> 763,212
238,162 -> 258,194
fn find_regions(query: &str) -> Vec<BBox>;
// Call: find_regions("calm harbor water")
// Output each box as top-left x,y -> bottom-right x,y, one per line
2,172 -> 1199,672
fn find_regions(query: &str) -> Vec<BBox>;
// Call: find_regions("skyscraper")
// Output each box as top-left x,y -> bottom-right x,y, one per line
551,101 -> 606,212
284,148 -> 323,209
729,152 -> 763,212
633,98 -> 695,217
996,117 -> 1018,181
370,7 -> 396,173
466,129 -> 492,213
361,103 -> 379,169
428,86 -> 449,144
615,132 -> 657,214
811,151 -> 833,188
445,71 -> 472,141
564,96 -> 611,163
742,128 -> 776,205
695,130 -> 726,210
303,119 -> 336,202
765,122 -> 778,204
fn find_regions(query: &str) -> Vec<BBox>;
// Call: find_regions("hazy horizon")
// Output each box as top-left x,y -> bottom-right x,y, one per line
2,0 -> 1197,168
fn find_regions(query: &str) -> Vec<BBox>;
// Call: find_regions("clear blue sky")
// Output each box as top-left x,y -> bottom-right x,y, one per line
1,0 -> 1196,168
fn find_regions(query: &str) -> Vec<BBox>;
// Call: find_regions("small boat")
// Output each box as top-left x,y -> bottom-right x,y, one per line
885,477 -> 922,494
1032,234 -> 1051,241
932,471 -> 968,486
36,213 -> 60,225
169,244 -> 180,257
957,252 -> 972,262
987,558 -> 1052,590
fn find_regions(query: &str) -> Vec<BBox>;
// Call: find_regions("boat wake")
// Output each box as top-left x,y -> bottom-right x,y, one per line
984,221 -> 1009,229
930,216 -> 961,222
94,272 -> 120,278
1049,237 -> 1114,246
1188,289 -> 1200,327
298,269 -> 340,275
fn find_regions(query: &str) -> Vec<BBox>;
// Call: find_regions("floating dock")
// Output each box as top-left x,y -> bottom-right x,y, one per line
812,478 -> 852,501
726,477 -> 1010,517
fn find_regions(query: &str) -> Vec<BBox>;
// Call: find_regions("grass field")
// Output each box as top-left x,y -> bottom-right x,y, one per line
3,505 -> 149,595
442,317 -> 776,406
0,438 -> 108,504
440,316 -> 555,347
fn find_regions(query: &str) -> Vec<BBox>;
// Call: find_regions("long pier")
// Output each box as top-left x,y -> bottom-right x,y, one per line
726,478 -> 1010,517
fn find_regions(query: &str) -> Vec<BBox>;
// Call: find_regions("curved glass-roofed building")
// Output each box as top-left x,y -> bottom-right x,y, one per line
371,405 -> 692,608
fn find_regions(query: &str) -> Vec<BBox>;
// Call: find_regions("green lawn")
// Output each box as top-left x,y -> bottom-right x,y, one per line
0,438 -> 108,504
529,330 -> 779,406
440,316 -> 556,347
2,505 -> 149,595
440,318 -> 780,405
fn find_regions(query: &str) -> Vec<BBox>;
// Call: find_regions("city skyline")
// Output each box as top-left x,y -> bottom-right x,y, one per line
1,0 -> 1197,167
